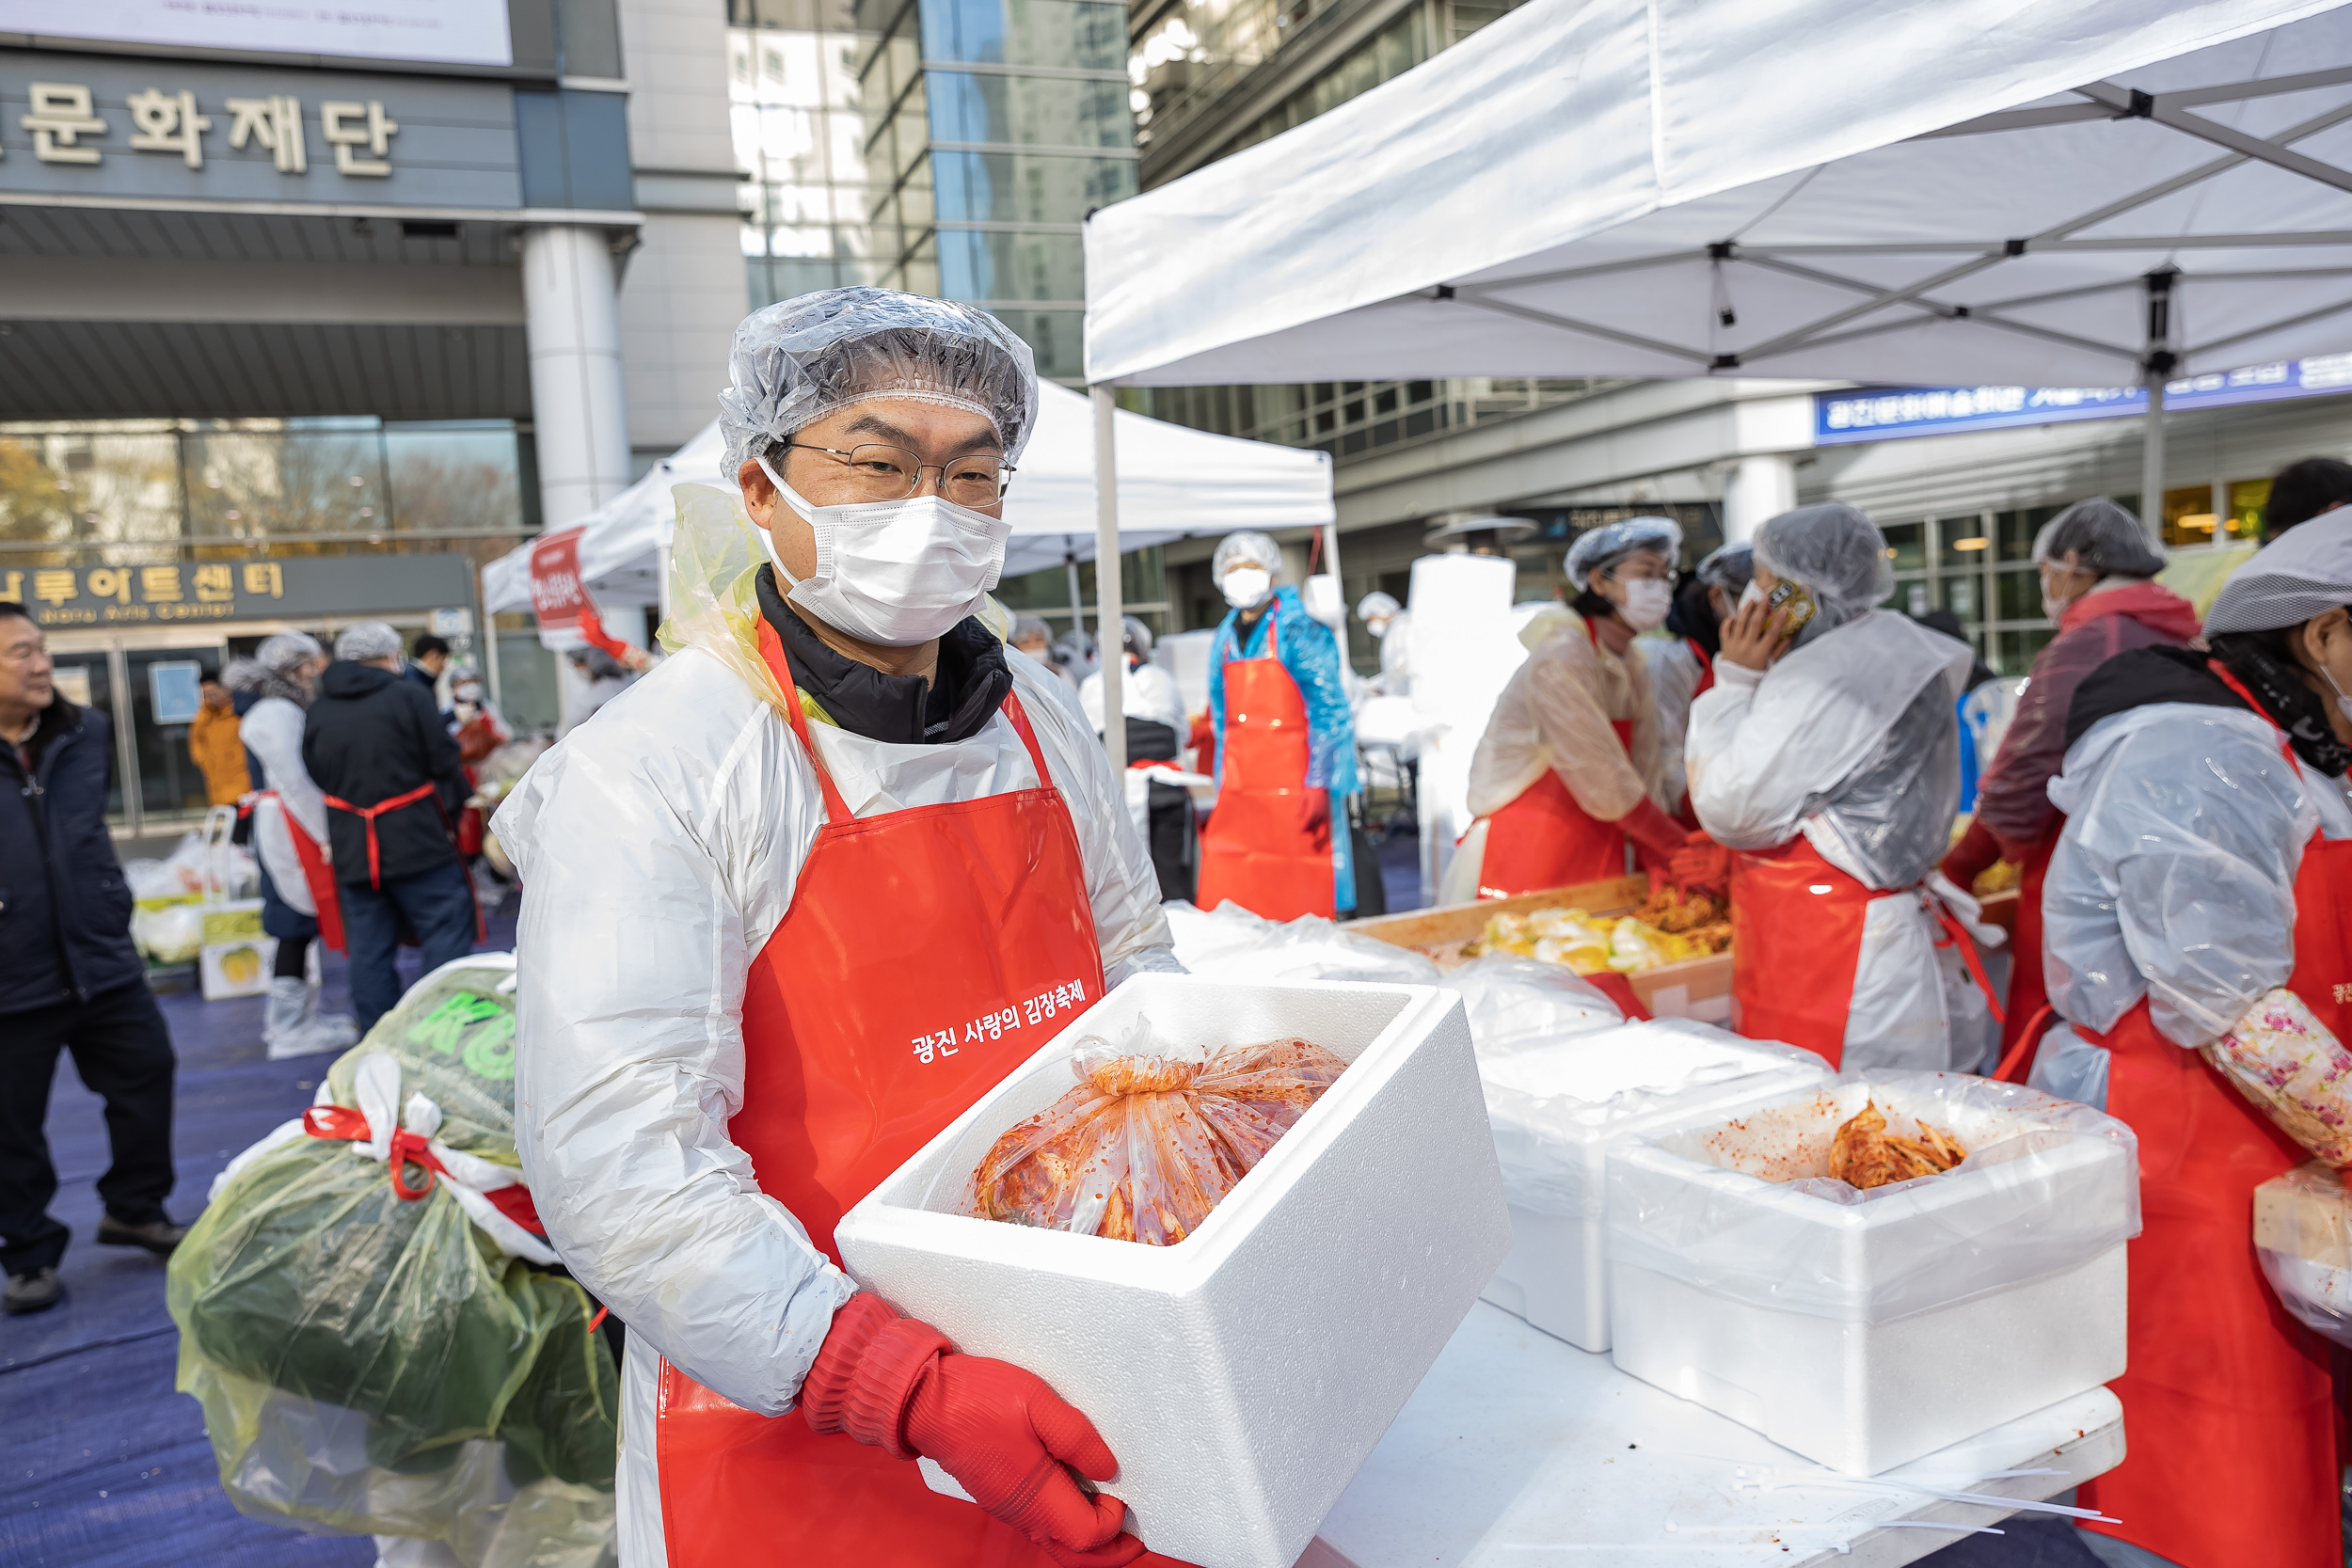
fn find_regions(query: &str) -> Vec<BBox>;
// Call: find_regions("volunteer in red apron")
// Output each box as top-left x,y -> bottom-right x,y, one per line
1687,503 -> 1999,1071
224,631 -> 359,1058
1197,531 -> 1361,920
1452,516 -> 1685,899
1931,499 -> 2198,1069
2032,519 -> 2352,1568
1645,541 -> 1752,824
499,288 -> 1180,1568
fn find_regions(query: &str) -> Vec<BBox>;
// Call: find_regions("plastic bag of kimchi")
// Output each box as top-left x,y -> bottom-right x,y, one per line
964,1022 -> 1347,1244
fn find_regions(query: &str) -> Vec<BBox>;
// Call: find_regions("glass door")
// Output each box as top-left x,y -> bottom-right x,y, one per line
125,641 -> 230,831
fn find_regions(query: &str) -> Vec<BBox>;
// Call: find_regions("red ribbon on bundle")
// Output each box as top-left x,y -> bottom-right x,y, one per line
302,1104 -> 546,1233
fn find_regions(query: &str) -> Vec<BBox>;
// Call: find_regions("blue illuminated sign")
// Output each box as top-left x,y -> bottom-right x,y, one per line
1814,356 -> 2352,445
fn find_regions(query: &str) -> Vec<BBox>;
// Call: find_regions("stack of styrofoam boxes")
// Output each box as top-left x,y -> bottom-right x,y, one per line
1476,1020 -> 1833,1351
1606,1078 -> 2135,1474
834,974 -> 1510,1568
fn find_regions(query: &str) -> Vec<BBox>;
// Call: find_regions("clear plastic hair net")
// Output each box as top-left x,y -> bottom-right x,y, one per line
1010,615 -> 1053,645
1694,542 -> 1755,596
257,631 -> 325,673
1119,614 -> 1152,657
2031,499 -> 2165,579
1754,503 -> 1895,639
717,287 -> 1040,478
1357,590 -> 1400,624
1566,515 -> 1682,589
333,622 -> 404,662
1212,530 -> 1282,582
2203,515 -> 2352,636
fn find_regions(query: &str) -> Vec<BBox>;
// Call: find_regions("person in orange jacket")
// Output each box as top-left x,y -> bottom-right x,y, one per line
186,674 -> 249,806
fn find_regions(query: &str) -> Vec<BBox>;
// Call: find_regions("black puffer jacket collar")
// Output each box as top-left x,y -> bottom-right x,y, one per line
755,565 -> 1011,746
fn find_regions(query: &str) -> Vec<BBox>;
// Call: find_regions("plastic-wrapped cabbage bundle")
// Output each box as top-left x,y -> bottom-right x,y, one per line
169,955 -> 617,1567
2256,1163 -> 2352,1348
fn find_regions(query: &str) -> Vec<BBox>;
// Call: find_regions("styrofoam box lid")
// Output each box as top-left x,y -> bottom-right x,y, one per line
867,975 -> 1451,1279
1479,1020 -> 1833,1146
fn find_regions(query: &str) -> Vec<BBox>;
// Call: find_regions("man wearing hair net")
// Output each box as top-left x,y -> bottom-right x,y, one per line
1685,504 -> 1995,1071
2023,517 -> 2352,1568
1200,530 -> 1360,918
1448,517 -> 1685,900
494,288 -> 1175,1568
1641,541 -> 1751,821
222,632 -> 361,1056
1938,499 -> 2197,1061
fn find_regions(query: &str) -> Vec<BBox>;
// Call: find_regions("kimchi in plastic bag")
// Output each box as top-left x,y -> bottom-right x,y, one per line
966,1022 -> 1346,1244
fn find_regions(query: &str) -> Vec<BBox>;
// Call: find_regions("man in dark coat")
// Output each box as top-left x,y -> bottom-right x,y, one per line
303,621 -> 476,1032
0,601 -> 183,1315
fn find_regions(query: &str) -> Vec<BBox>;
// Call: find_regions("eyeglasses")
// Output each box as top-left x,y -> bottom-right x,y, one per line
781,442 -> 1013,505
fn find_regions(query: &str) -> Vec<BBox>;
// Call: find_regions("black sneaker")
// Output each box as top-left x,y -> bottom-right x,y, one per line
96,1216 -> 188,1256
4,1267 -> 61,1314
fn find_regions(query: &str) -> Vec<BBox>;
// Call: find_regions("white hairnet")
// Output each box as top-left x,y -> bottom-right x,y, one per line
1212,531 -> 1281,582
1754,503 -> 1895,638
256,630 -> 324,674
334,622 -> 404,663
1010,615 -> 1053,645
717,287 -> 1039,479
1357,590 -> 1400,623
2203,514 -> 2352,636
1566,515 -> 1681,589
1119,615 -> 1152,657
1694,542 -> 1755,596
2032,499 -> 2165,579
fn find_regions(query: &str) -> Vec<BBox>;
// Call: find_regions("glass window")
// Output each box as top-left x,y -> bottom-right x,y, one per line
1938,515 -> 1993,569
385,424 -> 526,538
1937,574 -> 1978,620
1880,520 -> 1926,573
2229,477 -> 2271,540
936,229 -> 1083,301
1994,627 -> 2057,676
2158,483 -> 2218,546
127,644 -> 226,821
1994,567 -> 2042,622
1994,504 -> 2059,562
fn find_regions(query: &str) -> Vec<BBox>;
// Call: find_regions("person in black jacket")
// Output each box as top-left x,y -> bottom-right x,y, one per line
0,602 -> 184,1315
303,622 -> 478,1032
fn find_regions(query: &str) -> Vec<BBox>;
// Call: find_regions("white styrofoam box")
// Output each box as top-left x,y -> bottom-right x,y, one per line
1605,1075 -> 2135,1475
1475,1020 -> 1831,1352
834,974 -> 1509,1568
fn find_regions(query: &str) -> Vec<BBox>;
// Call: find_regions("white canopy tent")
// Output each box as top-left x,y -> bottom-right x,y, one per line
1076,0 -> 2352,769
482,379 -> 1331,639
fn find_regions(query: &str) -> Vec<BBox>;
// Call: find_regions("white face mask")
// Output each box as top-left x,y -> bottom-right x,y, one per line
755,455 -> 1010,648
1738,579 -> 1766,610
2323,662 -> 2352,724
1222,566 -> 1273,610
1616,578 -> 1673,632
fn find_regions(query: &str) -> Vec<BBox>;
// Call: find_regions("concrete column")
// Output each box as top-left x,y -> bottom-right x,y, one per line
1721,453 -> 1797,543
522,225 -> 632,530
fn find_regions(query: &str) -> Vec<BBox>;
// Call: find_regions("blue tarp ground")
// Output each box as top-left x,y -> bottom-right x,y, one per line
0,902 -> 516,1568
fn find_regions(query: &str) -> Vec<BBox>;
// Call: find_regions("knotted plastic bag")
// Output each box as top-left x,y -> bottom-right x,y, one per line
964,1020 -> 1347,1245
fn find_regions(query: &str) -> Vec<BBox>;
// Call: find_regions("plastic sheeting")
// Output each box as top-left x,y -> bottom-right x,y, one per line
168,957 -> 617,1565
1085,1 -> 2352,389
2256,1163 -> 2352,1348
1607,1072 -> 2139,1323
1438,955 -> 1623,1061
1162,900 -> 1439,986
1465,608 -> 1661,825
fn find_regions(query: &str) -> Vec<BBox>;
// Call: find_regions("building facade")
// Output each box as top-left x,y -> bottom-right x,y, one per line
0,0 -> 745,834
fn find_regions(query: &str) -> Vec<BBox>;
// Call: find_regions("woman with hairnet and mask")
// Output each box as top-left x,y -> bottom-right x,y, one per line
1685,503 -> 1999,1070
1936,499 -> 2199,1069
222,632 -> 360,1057
1199,530 -> 1361,919
1642,542 -> 1753,822
1448,516 -> 1686,899
495,288 -> 1179,1568
2031,519 -> 2352,1568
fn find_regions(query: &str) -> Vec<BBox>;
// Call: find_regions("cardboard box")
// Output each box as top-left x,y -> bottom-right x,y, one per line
1477,1021 -> 1832,1352
1606,1078 -> 2133,1474
1348,874 -> 1733,1023
198,900 -> 276,1001
834,975 -> 1509,1568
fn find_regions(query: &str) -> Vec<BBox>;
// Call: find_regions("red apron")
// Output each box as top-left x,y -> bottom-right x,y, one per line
2074,678 -> 2349,1568
1994,816 -> 2062,1059
1726,836 -> 1877,1069
1477,619 -> 1638,898
257,791 -> 346,956
1197,605 -> 1334,920
654,619 -> 1145,1568
321,780 -> 486,944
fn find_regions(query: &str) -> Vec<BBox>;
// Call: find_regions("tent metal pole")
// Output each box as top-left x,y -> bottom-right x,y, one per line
1093,385 -> 1126,772
1322,519 -> 1346,654
2140,268 -> 2177,546
1064,544 -> 1085,634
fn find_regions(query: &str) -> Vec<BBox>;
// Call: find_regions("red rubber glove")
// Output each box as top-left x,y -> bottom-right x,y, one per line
1666,830 -> 1735,898
1619,797 -> 1688,881
803,1293 -> 1142,1567
1939,816 -> 2002,893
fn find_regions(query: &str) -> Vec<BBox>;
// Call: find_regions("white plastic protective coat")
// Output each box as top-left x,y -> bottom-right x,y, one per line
1686,610 -> 1981,1071
1080,657 -> 1189,740
1464,607 -> 1661,825
2044,703 -> 2352,1050
1640,635 -> 1707,816
241,695 -> 327,915
495,483 -> 1178,1567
